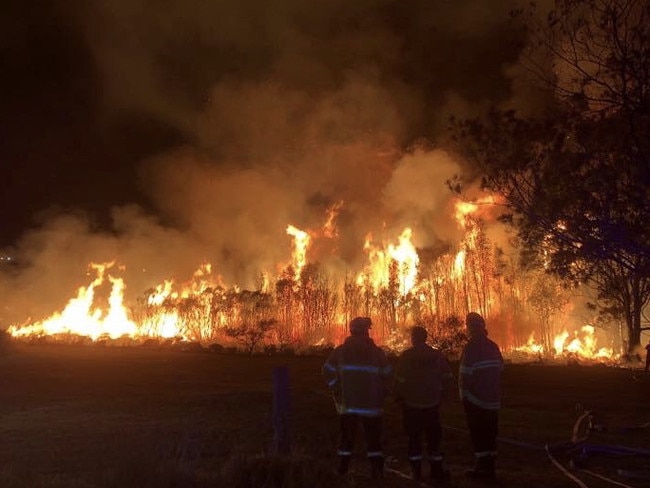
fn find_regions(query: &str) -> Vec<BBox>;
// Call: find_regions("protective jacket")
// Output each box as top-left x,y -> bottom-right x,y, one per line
459,334 -> 503,410
323,335 -> 393,416
395,344 -> 453,408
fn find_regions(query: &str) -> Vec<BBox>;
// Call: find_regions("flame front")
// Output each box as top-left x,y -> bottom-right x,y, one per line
9,263 -> 137,340
6,197 -> 619,362
514,325 -> 613,361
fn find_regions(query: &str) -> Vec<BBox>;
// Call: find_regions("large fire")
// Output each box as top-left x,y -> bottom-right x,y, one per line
356,228 -> 419,295
6,199 -> 618,362
513,326 -> 614,361
9,262 -> 138,341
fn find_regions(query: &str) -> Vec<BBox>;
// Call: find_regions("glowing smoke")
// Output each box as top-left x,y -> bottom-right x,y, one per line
1,0 -> 551,331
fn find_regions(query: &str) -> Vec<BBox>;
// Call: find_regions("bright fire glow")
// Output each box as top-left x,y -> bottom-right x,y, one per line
5,197 -> 619,363
513,325 -> 613,361
454,196 -> 497,227
357,228 -> 419,295
323,201 -> 344,239
286,224 -> 310,280
8,262 -> 138,340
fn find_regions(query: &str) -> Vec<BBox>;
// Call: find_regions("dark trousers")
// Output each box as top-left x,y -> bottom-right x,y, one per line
463,400 -> 498,454
402,405 -> 442,460
645,354 -> 650,372
338,414 -> 383,458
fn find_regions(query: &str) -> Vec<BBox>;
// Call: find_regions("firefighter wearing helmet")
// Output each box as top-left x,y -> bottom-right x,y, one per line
322,316 -> 393,479
395,325 -> 454,482
459,312 -> 503,481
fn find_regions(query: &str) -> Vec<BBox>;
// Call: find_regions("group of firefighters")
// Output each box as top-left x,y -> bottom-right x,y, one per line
323,313 -> 503,484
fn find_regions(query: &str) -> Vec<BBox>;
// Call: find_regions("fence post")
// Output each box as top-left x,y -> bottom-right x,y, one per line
272,365 -> 291,454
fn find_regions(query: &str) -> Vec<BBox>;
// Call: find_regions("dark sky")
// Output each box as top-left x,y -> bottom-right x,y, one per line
1,2 -> 186,246
0,0 -> 535,247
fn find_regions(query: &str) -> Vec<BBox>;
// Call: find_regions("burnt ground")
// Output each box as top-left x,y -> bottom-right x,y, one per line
0,343 -> 649,488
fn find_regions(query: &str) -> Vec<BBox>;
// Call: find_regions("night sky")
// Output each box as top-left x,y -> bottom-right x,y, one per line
1,0 -> 551,322
2,2 -> 186,246
1,0 -> 537,245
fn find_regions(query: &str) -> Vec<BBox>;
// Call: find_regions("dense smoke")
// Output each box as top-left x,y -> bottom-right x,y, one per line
1,0 -> 547,326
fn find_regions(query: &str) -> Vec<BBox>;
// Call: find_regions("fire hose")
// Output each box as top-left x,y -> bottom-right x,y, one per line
314,389 -> 650,487
544,408 -> 650,487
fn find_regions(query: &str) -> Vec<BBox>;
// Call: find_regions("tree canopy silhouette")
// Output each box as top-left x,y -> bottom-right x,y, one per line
451,0 -> 650,351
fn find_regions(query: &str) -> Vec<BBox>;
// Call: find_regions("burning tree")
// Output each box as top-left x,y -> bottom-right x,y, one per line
275,267 -> 300,345
222,290 -> 276,354
527,269 -> 572,352
225,318 -> 277,355
6,205 -> 620,361
297,263 -> 338,341
452,0 -> 650,352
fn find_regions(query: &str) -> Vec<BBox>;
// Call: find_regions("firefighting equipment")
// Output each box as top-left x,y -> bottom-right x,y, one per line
465,453 -> 496,480
466,311 -> 486,332
460,315 -> 503,483
395,342 -> 453,408
337,455 -> 350,475
459,329 -> 503,410
369,455 -> 384,479
409,459 -> 422,480
323,334 -> 392,416
429,453 -> 450,482
349,316 -> 372,335
323,328 -> 392,478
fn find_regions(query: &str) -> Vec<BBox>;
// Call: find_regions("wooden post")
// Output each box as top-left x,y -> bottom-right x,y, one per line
272,366 -> 291,454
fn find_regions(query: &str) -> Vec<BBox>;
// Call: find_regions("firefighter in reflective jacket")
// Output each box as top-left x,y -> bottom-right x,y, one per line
395,325 -> 454,482
323,316 -> 393,479
459,312 -> 503,480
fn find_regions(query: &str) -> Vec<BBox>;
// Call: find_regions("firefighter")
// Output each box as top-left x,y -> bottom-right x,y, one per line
395,325 -> 454,482
322,316 -> 393,479
459,312 -> 503,481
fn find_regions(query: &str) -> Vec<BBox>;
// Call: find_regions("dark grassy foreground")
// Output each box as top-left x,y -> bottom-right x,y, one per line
0,343 -> 649,488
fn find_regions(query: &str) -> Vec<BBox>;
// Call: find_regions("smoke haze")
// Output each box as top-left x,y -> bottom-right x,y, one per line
1,0 -> 548,326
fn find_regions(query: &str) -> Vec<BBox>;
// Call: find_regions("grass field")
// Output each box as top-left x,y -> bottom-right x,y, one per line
0,342 -> 649,488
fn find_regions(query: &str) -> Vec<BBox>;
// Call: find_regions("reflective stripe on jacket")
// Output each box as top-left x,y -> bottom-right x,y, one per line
459,335 -> 503,410
395,344 -> 453,408
323,335 -> 393,416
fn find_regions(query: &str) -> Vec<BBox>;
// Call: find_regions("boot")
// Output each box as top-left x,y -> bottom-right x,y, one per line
337,455 -> 351,475
370,456 -> 384,479
429,453 -> 450,483
465,454 -> 496,481
409,459 -> 422,481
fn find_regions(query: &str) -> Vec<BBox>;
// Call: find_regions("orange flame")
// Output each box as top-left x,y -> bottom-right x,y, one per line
4,197 -> 621,363
323,201 -> 344,239
8,262 -> 137,340
455,201 -> 478,226
357,227 -> 419,295
513,325 -> 614,361
286,224 -> 310,280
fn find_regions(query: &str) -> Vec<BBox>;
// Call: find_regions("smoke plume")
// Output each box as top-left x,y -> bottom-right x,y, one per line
1,0 -> 539,327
